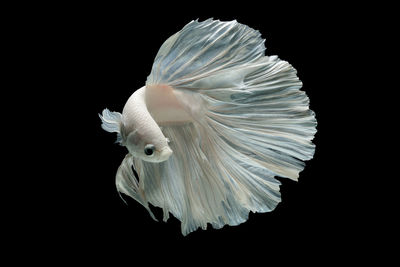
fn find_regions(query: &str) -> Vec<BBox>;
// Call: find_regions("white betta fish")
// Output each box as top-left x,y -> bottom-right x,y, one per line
100,19 -> 317,235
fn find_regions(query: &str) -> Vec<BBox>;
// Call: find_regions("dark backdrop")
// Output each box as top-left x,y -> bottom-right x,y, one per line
17,2 -> 376,263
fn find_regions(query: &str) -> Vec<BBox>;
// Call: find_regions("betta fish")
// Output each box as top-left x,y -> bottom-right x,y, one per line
100,19 -> 317,235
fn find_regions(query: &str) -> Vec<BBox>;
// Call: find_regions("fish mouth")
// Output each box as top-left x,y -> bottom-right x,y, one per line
158,146 -> 173,162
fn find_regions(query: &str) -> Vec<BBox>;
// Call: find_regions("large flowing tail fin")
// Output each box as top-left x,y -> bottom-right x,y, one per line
119,19 -> 317,235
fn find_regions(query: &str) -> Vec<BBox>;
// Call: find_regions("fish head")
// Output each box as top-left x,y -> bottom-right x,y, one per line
124,129 -> 173,163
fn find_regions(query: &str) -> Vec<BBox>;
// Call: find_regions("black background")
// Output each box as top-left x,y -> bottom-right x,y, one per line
10,2 -> 385,263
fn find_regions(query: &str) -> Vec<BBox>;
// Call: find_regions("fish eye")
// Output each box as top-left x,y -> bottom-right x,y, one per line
144,144 -> 155,156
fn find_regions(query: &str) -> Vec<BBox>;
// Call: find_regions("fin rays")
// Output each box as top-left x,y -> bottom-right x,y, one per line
115,19 -> 317,235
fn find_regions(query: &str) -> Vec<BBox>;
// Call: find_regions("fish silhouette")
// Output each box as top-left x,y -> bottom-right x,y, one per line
100,19 -> 317,235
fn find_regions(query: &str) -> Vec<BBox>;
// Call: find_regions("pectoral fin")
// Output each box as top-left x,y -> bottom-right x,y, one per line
115,154 -> 157,221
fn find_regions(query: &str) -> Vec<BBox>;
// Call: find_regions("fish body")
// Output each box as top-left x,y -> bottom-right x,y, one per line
100,19 -> 317,235
122,86 -> 173,162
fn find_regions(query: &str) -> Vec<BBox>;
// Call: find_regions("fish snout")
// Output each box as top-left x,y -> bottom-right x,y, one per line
159,146 -> 173,161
